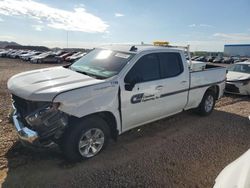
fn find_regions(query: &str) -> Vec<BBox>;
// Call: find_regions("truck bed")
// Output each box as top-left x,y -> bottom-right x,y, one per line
185,64 -> 226,110
190,64 -> 226,90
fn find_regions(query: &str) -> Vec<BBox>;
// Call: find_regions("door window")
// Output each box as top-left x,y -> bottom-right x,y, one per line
125,53 -> 160,83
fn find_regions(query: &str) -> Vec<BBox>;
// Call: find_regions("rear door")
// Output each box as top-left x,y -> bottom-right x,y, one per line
156,52 -> 189,117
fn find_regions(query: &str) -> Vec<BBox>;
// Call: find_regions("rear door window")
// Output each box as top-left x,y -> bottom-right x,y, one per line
158,52 -> 184,78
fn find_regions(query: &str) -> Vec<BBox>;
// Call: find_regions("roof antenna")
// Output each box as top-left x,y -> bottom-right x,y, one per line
130,45 -> 137,51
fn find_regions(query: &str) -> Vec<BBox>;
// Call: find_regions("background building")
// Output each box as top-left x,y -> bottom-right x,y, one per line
224,44 -> 250,57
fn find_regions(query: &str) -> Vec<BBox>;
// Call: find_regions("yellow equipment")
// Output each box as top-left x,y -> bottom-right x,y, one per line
153,41 -> 169,46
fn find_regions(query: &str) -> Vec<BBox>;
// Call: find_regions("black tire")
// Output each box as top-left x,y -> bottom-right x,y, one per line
195,90 -> 216,116
60,116 -> 110,162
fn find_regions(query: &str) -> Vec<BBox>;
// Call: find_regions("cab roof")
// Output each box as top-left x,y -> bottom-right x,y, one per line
99,44 -> 183,54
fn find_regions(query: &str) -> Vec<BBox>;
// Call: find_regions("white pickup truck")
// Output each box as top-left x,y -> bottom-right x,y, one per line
8,44 -> 226,161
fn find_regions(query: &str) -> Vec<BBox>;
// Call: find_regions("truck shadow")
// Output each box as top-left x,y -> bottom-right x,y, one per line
2,108 -> 250,187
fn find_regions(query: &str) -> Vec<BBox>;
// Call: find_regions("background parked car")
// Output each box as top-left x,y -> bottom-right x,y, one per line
20,51 -> 42,61
225,61 -> 250,95
0,49 -> 10,57
10,50 -> 29,58
31,53 -> 62,64
206,56 -> 215,62
59,51 -> 77,61
65,52 -> 86,62
6,50 -> 18,58
191,56 -> 199,60
213,57 -> 223,63
222,57 -> 234,64
30,52 -> 52,63
195,56 -> 207,62
53,50 -> 67,56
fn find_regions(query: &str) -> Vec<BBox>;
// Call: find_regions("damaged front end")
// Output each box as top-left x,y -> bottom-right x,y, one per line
225,79 -> 250,95
12,95 -> 68,147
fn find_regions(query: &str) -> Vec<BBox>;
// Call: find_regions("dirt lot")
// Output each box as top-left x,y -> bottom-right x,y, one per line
0,58 -> 250,188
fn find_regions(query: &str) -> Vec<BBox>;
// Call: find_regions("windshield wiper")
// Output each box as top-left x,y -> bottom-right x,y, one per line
75,70 -> 88,75
75,69 -> 106,79
70,66 -> 107,79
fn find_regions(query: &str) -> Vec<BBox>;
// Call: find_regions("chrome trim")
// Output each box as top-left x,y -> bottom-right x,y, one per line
12,104 -> 39,144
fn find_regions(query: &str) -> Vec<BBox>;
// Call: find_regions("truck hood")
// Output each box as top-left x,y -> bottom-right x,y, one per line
227,71 -> 250,82
214,149 -> 250,188
7,66 -> 104,101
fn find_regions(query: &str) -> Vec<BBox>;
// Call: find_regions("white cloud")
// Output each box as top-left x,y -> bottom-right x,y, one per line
115,13 -> 124,17
0,0 -> 109,33
188,24 -> 196,28
77,3 -> 85,8
32,25 -> 43,31
0,17 -> 3,22
189,24 -> 213,28
213,33 -> 250,41
200,24 -> 213,28
176,32 -> 250,51
176,40 -> 224,52
179,33 -> 250,51
0,35 -> 15,40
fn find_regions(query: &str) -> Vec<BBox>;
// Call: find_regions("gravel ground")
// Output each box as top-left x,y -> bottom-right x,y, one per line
0,58 -> 250,188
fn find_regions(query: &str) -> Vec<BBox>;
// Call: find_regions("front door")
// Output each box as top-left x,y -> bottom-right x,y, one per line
121,53 -> 162,131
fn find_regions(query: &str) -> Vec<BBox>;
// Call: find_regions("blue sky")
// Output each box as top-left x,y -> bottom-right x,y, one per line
0,0 -> 249,51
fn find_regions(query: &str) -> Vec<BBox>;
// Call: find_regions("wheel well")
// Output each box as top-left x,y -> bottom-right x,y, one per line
207,85 -> 220,99
98,112 -> 118,141
68,111 -> 118,141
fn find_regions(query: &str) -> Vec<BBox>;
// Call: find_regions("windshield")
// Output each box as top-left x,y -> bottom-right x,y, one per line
228,64 -> 250,74
70,48 -> 134,79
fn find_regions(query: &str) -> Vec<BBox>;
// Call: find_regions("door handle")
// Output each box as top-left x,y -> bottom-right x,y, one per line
181,81 -> 187,83
155,85 -> 163,90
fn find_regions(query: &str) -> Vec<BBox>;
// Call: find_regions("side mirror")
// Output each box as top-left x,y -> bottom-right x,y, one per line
124,74 -> 142,91
125,82 -> 135,91
124,76 -> 140,91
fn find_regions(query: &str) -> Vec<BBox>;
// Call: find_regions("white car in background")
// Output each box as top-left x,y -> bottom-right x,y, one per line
30,52 -> 52,63
66,52 -> 86,62
214,149 -> 250,188
225,62 -> 250,95
20,51 -> 41,61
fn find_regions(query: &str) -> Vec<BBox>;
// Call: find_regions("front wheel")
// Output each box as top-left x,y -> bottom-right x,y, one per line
195,90 -> 216,116
60,116 -> 110,162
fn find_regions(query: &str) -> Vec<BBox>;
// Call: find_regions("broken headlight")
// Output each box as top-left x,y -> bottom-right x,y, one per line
25,103 -> 60,126
242,80 -> 250,86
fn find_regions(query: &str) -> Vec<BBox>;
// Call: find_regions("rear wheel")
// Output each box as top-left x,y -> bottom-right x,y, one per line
60,116 -> 110,162
195,90 -> 216,116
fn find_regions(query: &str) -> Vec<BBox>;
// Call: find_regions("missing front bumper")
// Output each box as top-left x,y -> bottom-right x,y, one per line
11,101 -> 68,147
12,110 -> 39,145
